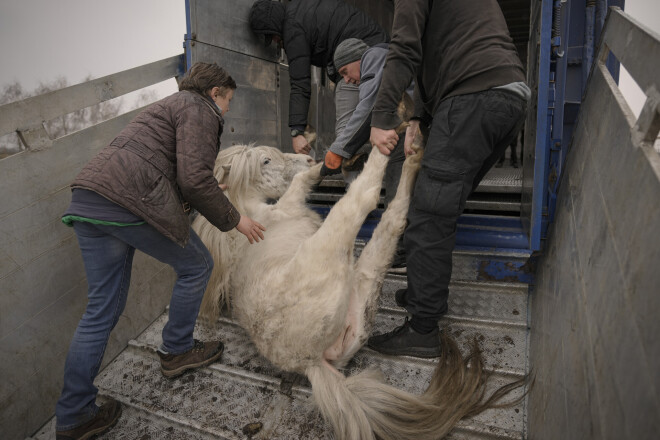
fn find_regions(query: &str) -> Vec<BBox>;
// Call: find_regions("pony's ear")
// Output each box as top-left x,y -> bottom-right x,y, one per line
216,164 -> 231,183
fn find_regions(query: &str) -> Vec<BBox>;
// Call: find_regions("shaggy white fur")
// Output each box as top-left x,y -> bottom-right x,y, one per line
194,142 -> 418,365
192,142 -> 526,439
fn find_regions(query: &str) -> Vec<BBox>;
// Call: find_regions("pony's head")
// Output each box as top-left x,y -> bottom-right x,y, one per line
214,144 -> 314,202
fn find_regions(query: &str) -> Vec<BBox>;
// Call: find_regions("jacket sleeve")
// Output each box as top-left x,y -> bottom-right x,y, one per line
285,25 -> 312,129
174,103 -> 241,232
372,0 -> 428,130
329,48 -> 387,158
412,82 -> 432,127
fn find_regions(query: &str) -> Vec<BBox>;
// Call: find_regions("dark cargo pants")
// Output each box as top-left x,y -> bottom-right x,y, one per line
403,89 -> 527,321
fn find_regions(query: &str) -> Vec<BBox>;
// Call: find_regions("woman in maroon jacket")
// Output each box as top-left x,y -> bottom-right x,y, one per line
55,63 -> 265,440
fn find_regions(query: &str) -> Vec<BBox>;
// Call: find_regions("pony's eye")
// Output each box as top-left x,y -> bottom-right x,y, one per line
264,158 -> 271,165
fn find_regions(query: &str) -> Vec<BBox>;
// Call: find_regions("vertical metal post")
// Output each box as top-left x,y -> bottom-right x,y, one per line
528,0 -> 555,251
184,0 -> 193,72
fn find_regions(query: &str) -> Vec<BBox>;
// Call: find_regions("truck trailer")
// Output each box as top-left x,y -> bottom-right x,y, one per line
1,0 -> 658,438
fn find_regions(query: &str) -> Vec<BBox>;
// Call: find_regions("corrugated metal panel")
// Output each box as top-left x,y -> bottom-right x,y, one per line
529,8 -> 660,438
32,266 -> 530,440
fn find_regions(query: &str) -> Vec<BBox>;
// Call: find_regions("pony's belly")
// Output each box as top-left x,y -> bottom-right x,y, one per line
235,283 -> 352,372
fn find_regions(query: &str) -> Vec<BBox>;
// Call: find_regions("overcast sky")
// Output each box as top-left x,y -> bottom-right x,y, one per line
0,0 -> 659,115
0,0 -> 186,99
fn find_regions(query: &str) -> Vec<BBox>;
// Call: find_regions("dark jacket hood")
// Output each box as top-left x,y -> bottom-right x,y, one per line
249,0 -> 285,36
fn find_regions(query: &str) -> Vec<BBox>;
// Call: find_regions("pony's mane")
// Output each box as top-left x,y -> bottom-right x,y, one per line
197,143 -> 283,320
216,145 -> 255,199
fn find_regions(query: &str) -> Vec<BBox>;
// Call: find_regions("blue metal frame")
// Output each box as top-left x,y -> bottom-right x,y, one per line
529,0 -> 555,252
532,0 -> 624,251
319,0 -> 627,265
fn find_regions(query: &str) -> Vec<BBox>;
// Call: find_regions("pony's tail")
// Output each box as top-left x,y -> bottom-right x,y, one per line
307,333 -> 529,440
192,214 -> 233,322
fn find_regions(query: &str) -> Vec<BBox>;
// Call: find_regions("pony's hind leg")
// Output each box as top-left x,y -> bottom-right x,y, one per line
358,147 -> 423,281
334,147 -> 424,364
296,147 -> 399,369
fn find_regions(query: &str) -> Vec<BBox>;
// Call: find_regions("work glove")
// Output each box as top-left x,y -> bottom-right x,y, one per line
320,151 -> 343,177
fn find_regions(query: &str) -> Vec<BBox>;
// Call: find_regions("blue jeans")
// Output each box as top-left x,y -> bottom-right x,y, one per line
55,221 -> 213,430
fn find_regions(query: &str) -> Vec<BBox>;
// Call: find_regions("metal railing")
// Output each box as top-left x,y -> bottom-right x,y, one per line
0,55 -> 184,151
598,9 -> 660,152
0,54 -> 184,440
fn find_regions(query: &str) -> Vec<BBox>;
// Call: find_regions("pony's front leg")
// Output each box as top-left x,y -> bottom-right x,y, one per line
275,163 -> 323,212
310,147 -> 389,251
334,147 -> 424,364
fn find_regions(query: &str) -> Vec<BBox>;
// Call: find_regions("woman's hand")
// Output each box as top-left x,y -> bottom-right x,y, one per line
370,127 -> 399,155
236,215 -> 266,244
404,120 -> 420,157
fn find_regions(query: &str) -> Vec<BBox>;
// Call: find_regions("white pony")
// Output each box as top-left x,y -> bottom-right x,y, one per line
193,141 -> 524,439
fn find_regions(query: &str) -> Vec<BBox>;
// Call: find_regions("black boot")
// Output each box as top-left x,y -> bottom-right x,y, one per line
367,317 -> 441,358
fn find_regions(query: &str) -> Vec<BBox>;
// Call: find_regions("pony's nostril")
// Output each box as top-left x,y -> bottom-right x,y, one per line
307,158 -> 316,165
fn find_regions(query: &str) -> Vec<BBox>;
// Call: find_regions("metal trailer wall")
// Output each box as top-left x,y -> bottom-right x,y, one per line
185,0 -> 285,150
528,8 -> 660,438
0,57 -> 184,439
184,0 -> 395,161
185,0 -> 337,158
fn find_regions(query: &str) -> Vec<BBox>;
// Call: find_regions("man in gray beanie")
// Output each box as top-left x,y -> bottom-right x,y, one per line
322,37 -> 411,269
332,38 -> 369,82
321,38 -> 409,177
320,38 -> 372,174
248,0 -> 388,156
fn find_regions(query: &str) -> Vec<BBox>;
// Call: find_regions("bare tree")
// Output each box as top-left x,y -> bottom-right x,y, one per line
0,81 -> 28,159
28,76 -> 124,142
1,77 -> 158,159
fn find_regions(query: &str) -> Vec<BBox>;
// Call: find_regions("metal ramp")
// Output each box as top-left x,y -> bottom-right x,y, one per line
312,165 -> 523,215
30,248 -> 530,440
469,167 -> 523,214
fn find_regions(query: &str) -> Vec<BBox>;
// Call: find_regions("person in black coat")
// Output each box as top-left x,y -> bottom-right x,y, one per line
368,0 -> 529,357
249,0 -> 388,156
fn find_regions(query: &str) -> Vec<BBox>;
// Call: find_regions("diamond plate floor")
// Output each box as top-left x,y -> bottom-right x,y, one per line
31,261 -> 531,440
476,167 -> 523,194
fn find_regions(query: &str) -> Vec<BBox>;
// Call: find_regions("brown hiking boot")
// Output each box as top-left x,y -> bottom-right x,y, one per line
158,339 -> 224,378
56,398 -> 121,440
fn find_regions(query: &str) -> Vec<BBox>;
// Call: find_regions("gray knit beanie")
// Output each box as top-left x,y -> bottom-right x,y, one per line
333,38 -> 369,70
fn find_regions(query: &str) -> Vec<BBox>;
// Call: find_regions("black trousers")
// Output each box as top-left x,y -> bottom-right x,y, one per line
404,89 -> 527,320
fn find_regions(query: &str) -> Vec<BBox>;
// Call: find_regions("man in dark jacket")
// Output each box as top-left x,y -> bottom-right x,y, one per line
55,63 -> 266,440
249,0 -> 388,156
368,0 -> 530,357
